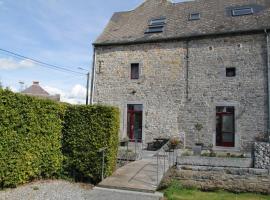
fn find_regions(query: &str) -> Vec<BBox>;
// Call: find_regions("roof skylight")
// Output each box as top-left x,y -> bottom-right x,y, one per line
232,7 -> 254,16
189,13 -> 200,20
145,17 -> 166,34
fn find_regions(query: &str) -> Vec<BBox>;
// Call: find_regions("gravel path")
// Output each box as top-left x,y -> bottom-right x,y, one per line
0,180 -> 93,200
0,180 -> 162,200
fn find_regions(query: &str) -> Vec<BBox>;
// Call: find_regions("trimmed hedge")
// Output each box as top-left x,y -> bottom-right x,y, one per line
0,89 -> 120,187
0,89 -> 66,188
62,105 -> 120,184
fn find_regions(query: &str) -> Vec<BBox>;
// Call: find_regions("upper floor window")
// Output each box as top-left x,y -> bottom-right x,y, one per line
231,7 -> 254,16
145,17 -> 166,34
189,13 -> 200,20
131,63 -> 139,79
226,67 -> 236,77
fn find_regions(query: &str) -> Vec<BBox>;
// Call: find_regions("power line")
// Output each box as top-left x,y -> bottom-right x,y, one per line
0,48 -> 86,76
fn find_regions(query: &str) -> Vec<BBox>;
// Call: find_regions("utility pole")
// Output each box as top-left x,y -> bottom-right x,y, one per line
78,67 -> 90,105
86,72 -> 90,105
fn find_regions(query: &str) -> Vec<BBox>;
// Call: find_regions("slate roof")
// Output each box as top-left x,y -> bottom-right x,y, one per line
94,0 -> 270,46
21,81 -> 50,96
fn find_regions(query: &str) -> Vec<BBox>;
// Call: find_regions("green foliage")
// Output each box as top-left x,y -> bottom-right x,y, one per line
163,181 -> 270,200
0,89 -> 120,188
0,89 -> 66,188
62,105 -> 119,184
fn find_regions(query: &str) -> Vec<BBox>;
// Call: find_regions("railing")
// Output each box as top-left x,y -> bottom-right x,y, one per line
99,147 -> 107,181
118,139 -> 144,167
154,141 -> 177,186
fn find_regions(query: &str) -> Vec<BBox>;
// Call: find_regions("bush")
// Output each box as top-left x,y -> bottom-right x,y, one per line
0,89 -> 66,188
62,105 -> 119,184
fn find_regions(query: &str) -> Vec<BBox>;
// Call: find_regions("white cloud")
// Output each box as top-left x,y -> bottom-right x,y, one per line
0,58 -> 36,70
44,84 -> 86,105
70,84 -> 86,99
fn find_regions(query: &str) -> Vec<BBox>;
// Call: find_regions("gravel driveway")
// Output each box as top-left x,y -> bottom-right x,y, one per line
0,180 -> 162,200
0,180 -> 93,200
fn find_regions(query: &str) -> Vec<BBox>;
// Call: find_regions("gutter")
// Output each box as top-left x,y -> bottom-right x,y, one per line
265,29 -> 270,141
90,46 -> 96,105
93,28 -> 270,47
186,40 -> 190,101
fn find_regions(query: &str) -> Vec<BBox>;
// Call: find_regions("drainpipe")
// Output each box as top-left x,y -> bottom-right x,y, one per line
265,29 -> 270,142
186,40 -> 190,101
90,46 -> 96,105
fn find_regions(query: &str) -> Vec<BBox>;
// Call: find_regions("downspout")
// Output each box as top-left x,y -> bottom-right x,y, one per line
265,29 -> 270,141
186,40 -> 190,101
90,46 -> 96,105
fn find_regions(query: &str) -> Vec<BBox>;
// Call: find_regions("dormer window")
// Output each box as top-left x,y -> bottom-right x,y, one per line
232,7 -> 253,16
189,13 -> 200,20
145,17 -> 166,34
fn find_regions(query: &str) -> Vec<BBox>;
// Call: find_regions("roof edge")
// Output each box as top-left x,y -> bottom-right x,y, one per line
93,28 -> 270,47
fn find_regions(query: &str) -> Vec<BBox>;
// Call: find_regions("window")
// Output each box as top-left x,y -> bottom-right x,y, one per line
131,63 -> 139,79
232,7 -> 253,16
226,67 -> 236,77
149,18 -> 166,26
189,13 -> 200,20
145,17 -> 166,34
216,106 -> 235,147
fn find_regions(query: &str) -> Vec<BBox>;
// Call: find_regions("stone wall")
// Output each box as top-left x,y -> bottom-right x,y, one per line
94,33 -> 268,151
254,142 -> 270,169
163,166 -> 270,194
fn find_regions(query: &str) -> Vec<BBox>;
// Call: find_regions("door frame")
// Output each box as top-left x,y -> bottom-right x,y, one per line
123,102 -> 145,143
216,110 -> 235,147
213,102 -> 240,151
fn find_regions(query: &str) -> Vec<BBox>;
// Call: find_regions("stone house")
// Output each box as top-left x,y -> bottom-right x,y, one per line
91,0 -> 270,152
21,81 -> 60,102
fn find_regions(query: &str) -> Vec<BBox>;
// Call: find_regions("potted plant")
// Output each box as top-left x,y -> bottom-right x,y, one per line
169,137 -> 181,149
193,123 -> 204,155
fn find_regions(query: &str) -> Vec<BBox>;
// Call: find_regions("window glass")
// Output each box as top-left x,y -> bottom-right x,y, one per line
222,115 -> 234,132
131,63 -> 139,79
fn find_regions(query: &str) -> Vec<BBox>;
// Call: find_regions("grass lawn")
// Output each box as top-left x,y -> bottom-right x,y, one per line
163,181 -> 270,200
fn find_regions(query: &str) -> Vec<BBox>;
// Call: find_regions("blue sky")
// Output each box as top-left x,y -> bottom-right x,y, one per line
0,0 -> 184,104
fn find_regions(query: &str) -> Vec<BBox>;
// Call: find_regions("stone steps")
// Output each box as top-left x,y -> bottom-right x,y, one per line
177,156 -> 253,168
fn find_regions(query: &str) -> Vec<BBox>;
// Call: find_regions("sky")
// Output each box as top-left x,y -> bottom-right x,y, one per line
0,0 -> 186,104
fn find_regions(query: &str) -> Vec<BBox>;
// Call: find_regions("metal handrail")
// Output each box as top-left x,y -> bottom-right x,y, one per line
153,141 -> 176,186
119,139 -> 144,163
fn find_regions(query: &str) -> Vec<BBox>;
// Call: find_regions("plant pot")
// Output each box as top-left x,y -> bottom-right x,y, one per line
192,145 -> 203,156
195,143 -> 204,147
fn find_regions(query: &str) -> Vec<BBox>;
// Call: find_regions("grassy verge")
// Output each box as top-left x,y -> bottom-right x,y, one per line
163,181 -> 270,200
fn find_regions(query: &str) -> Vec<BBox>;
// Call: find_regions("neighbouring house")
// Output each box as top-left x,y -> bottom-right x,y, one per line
21,81 -> 60,102
91,0 -> 270,152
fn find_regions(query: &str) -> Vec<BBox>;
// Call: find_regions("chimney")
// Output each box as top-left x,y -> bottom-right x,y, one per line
33,81 -> 39,85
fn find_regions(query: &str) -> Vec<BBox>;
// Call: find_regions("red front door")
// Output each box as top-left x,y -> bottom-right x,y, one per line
216,106 -> 235,147
127,104 -> 143,142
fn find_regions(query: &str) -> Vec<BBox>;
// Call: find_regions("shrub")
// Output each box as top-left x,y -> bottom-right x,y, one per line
62,105 -> 119,184
0,89 -> 66,188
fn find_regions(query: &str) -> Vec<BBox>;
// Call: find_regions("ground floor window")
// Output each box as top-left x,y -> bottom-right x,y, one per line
216,106 -> 235,147
127,104 -> 143,142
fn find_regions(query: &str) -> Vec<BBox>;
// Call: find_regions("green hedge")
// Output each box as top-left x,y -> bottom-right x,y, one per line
0,89 -> 66,188
62,105 -> 120,184
0,89 -> 120,187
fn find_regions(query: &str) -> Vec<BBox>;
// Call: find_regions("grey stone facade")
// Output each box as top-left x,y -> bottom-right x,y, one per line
93,33 -> 269,152
255,142 -> 270,169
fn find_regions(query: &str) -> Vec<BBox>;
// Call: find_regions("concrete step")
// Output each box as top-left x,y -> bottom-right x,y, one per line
91,187 -> 163,200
